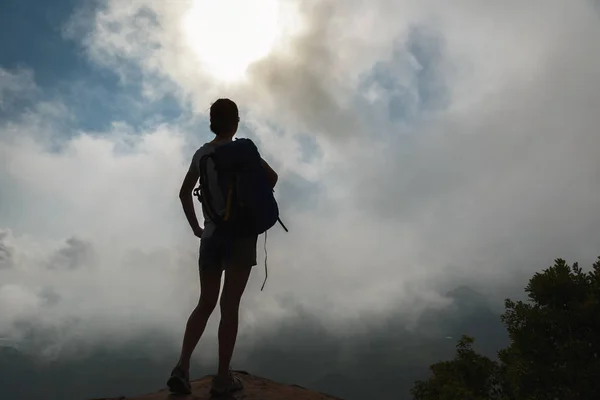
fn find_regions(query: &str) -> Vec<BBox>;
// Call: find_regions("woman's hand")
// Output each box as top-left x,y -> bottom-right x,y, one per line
193,226 -> 204,239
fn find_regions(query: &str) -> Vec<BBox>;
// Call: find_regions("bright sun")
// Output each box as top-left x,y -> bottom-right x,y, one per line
182,0 -> 281,82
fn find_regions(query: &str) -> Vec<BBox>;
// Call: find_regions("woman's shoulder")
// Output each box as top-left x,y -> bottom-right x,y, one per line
191,142 -> 216,160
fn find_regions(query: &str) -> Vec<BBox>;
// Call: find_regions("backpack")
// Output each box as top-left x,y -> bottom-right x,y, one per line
195,138 -> 287,238
193,139 -> 288,291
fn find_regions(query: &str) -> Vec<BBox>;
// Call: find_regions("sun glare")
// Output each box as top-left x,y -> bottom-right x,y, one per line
182,0 -> 282,82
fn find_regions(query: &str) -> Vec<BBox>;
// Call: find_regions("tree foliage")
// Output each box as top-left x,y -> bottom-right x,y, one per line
411,335 -> 503,400
412,257 -> 600,400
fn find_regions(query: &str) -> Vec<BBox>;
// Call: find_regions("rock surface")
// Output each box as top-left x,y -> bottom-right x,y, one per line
91,371 -> 343,400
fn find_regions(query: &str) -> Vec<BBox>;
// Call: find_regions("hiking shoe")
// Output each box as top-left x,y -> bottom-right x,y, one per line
167,365 -> 192,395
209,371 -> 243,397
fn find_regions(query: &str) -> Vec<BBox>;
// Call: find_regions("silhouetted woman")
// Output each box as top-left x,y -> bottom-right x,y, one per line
167,98 -> 278,396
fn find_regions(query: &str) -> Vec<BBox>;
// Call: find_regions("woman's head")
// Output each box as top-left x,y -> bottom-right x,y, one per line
210,98 -> 239,137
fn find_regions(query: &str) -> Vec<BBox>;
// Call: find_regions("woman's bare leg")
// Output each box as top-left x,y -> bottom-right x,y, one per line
176,267 -> 222,373
217,264 -> 252,378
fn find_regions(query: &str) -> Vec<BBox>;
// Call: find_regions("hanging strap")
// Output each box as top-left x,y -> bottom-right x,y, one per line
277,217 -> 289,232
261,230 -> 268,291
260,218 -> 290,291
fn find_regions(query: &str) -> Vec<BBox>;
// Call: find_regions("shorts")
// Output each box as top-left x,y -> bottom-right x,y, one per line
198,234 -> 258,272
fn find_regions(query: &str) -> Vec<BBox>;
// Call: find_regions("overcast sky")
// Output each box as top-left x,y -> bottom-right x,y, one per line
1,0 -> 600,358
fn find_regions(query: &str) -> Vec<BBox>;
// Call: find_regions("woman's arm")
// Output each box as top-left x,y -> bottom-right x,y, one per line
179,167 -> 203,238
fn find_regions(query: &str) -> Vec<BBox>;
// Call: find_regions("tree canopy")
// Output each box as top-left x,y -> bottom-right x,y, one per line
412,257 -> 600,400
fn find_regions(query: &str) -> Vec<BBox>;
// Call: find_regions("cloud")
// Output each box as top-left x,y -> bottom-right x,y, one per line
1,0 -> 600,361
0,68 -> 37,107
0,230 -> 15,270
46,237 -> 96,271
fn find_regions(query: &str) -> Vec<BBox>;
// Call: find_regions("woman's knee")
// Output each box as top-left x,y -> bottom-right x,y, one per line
199,294 -> 219,313
198,266 -> 223,312
219,295 -> 241,318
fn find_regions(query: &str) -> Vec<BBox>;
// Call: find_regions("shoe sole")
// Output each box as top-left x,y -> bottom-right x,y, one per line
167,376 -> 192,395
